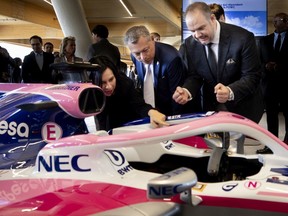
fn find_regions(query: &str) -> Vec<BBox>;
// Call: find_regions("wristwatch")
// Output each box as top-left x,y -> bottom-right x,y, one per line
227,86 -> 234,101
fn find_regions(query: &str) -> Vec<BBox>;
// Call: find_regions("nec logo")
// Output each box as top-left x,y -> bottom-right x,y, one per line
38,155 -> 91,172
0,121 -> 29,138
149,184 -> 182,197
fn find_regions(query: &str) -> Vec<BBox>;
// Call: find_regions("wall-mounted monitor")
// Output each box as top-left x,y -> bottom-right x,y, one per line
182,0 -> 267,40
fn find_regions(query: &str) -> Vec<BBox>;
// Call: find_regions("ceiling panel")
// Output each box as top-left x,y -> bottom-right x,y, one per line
0,0 -> 286,53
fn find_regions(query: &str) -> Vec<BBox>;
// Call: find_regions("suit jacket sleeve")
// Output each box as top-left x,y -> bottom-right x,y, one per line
21,56 -> 28,82
225,31 -> 262,103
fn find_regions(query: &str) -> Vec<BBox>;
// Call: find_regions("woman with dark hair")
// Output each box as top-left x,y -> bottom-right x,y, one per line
90,56 -> 168,131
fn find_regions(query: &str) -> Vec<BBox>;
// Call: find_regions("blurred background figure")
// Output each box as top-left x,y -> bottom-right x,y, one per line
87,24 -> 121,70
209,3 -> 226,22
150,32 -> 161,41
120,61 -> 127,74
0,46 -> 15,82
127,64 -> 138,88
44,42 -> 54,53
53,51 -> 60,58
53,36 -> 86,84
11,57 -> 22,83
21,35 -> 54,83
257,12 -> 288,154
55,36 -> 83,63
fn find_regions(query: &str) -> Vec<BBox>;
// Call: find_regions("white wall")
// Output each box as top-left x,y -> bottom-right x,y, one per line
0,42 -> 31,61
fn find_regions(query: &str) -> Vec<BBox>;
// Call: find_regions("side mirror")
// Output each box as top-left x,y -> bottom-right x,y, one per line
147,167 -> 202,206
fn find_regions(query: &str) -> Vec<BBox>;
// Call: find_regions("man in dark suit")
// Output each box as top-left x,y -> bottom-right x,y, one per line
86,25 -> 121,70
22,35 -> 54,83
173,2 -> 264,123
124,25 -> 186,116
257,13 -> 288,153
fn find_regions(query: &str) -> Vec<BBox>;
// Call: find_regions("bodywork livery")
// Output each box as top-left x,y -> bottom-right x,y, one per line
0,83 -> 287,215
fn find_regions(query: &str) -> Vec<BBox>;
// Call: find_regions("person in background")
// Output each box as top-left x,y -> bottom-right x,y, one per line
55,36 -> 83,63
257,13 -> 288,153
0,46 -> 15,82
127,64 -> 138,88
209,3 -> 225,22
44,42 -> 54,53
89,55 -> 168,131
120,61 -> 127,74
11,57 -> 22,83
124,25 -> 186,116
87,24 -> 121,69
53,51 -> 60,58
150,32 -> 161,42
22,35 -> 54,83
173,2 -> 264,123
53,36 -> 84,83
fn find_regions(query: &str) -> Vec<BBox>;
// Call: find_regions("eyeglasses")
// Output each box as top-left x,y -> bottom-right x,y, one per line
273,18 -> 284,23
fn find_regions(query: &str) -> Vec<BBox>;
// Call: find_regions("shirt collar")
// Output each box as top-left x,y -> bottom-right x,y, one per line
211,21 -> 221,45
274,31 -> 286,37
34,51 -> 43,55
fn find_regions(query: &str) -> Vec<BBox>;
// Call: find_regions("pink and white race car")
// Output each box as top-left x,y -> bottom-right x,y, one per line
0,82 -> 287,215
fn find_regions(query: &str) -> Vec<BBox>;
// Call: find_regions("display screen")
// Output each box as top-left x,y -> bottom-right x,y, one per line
182,0 -> 267,40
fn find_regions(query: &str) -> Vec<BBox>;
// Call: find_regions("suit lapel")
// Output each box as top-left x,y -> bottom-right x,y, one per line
281,31 -> 288,53
218,25 -> 231,83
153,59 -> 160,87
139,63 -> 145,85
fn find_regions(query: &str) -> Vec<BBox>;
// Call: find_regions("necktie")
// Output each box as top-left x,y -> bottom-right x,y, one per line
35,53 -> 43,70
143,64 -> 155,107
207,43 -> 217,75
275,33 -> 281,53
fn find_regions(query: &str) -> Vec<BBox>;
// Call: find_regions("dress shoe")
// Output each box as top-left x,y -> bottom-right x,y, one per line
256,146 -> 273,154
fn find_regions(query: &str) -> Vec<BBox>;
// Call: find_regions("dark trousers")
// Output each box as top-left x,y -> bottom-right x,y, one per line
265,94 -> 288,141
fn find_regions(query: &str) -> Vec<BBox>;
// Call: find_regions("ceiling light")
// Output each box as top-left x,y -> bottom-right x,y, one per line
43,0 -> 52,6
119,0 -> 133,17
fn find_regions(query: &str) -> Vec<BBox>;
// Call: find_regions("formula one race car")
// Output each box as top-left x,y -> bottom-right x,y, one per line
0,82 -> 200,215
0,82 -> 288,215
0,82 -> 105,169
110,112 -> 288,215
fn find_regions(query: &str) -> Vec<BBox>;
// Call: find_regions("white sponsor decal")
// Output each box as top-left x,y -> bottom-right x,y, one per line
0,121 -> 29,138
41,122 -> 63,142
104,150 -> 133,175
